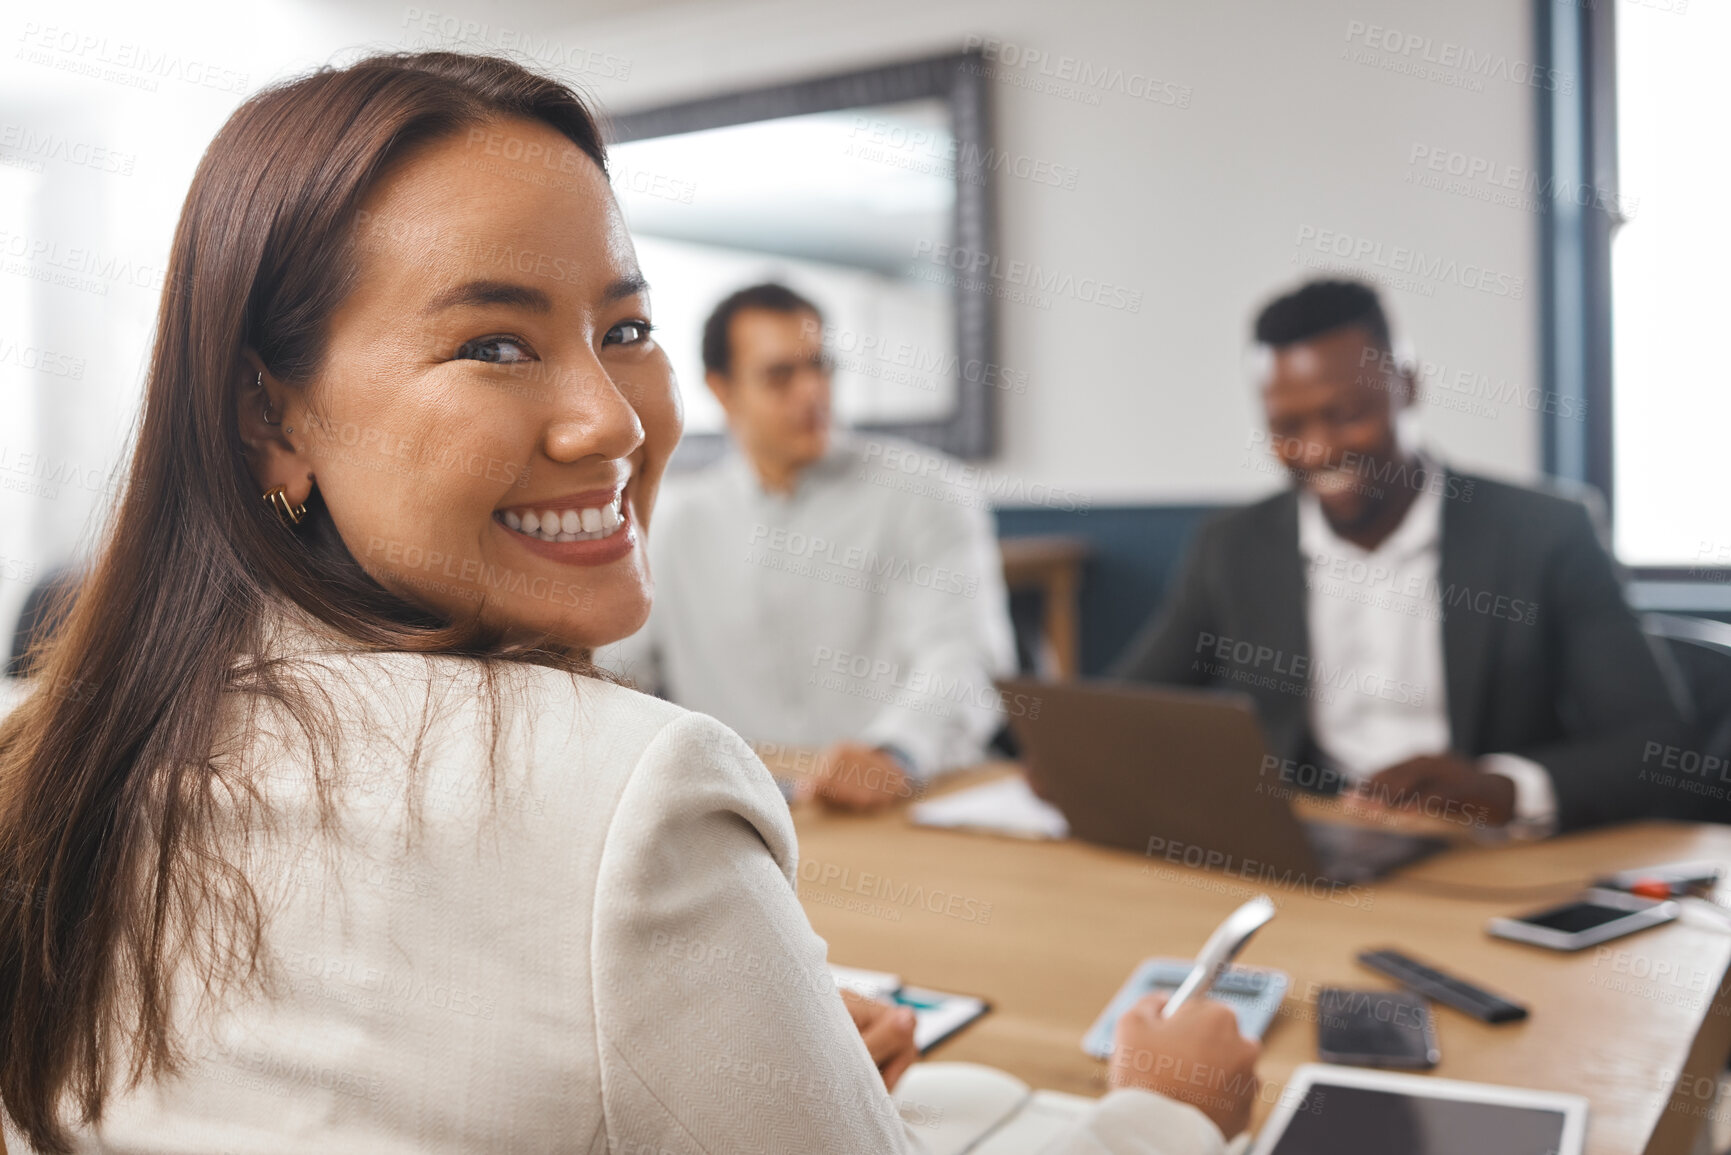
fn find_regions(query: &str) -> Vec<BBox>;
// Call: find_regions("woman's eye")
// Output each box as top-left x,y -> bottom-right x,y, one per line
456,336 -> 534,363
604,320 -> 654,347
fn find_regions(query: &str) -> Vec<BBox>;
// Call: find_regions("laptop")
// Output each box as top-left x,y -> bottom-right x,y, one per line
996,677 -> 1446,885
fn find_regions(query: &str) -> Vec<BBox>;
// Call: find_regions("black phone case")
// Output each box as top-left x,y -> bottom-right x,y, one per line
1315,987 -> 1441,1069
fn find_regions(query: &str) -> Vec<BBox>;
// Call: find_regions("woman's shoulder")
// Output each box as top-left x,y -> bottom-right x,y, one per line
282,643 -> 691,752
239,608 -> 777,814
230,645 -> 789,883
325,652 -> 791,863
479,662 -> 774,807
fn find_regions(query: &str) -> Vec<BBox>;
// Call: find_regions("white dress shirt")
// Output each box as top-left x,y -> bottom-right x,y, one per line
1,610 -> 1223,1154
602,434 -> 1017,781
1298,466 -> 1557,832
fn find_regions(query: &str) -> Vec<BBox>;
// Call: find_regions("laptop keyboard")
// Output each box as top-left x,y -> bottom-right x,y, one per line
1300,821 -> 1448,884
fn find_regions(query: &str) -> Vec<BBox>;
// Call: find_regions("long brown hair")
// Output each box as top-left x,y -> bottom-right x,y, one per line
0,52 -> 610,1150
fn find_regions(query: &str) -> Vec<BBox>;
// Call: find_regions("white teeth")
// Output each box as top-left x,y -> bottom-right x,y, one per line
497,493 -> 628,542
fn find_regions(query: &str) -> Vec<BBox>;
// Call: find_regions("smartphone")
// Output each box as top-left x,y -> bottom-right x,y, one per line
1315,988 -> 1440,1069
1487,887 -> 1679,952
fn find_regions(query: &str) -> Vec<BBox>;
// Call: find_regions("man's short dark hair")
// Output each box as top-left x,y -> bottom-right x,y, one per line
701,282 -> 823,375
1252,279 -> 1391,352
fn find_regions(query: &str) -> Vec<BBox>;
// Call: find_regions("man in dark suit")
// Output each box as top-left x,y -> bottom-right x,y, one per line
1114,279 -> 1685,834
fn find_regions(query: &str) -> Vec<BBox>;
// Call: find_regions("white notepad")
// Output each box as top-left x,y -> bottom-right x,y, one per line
896,1063 -> 1257,1155
894,1062 -> 1088,1155
910,777 -> 1070,840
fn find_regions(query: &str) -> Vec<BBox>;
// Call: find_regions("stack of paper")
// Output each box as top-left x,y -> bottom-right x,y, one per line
910,777 -> 1070,841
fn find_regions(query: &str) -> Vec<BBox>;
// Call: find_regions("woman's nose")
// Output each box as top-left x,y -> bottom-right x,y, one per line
541,361 -> 645,464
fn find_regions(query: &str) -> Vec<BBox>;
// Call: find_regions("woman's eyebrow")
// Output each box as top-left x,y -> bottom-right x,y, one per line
423,279 -> 553,315
604,273 -> 650,302
422,275 -> 647,314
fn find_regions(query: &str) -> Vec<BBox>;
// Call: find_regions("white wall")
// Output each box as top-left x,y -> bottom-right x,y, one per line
551,0 -> 1544,507
0,0 -> 1547,642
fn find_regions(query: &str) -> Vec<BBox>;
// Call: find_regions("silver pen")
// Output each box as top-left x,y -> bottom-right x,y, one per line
1162,895 -> 1277,1019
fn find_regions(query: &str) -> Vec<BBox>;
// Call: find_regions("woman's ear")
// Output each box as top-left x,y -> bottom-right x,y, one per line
235,349 -> 315,505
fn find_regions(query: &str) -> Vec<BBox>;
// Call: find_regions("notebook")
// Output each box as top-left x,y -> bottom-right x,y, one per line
893,1063 -> 1091,1155
896,1063 -> 1258,1155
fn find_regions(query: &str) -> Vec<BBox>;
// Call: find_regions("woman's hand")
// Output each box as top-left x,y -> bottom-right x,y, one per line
1108,992 -> 1261,1139
839,988 -> 919,1092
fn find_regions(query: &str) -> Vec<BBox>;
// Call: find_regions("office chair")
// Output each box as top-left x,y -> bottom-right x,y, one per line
1644,612 -> 1731,823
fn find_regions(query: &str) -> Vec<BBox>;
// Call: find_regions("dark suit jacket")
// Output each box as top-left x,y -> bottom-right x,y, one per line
1110,471 -> 1687,832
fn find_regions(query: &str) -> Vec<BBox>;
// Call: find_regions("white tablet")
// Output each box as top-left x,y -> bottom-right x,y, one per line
1248,1064 -> 1588,1155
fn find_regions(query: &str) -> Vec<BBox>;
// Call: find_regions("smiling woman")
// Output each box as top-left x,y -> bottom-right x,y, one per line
0,50 -> 1248,1155
0,50 -> 701,1150
249,111 -> 678,644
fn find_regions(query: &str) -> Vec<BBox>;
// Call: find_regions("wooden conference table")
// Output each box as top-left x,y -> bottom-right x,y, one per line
789,765 -> 1731,1155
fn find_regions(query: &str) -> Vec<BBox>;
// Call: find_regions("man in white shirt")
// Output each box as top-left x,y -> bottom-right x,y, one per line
1293,455 -> 1555,831
605,283 -> 1016,811
1114,279 -> 1686,835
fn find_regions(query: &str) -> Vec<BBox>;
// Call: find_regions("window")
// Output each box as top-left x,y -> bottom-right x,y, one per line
1539,0 -> 1726,585
1609,2 -> 1729,570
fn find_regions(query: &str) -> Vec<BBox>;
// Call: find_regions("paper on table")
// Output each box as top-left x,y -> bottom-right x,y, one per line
830,964 -> 902,1003
893,1064 -> 1099,1155
897,1065 -> 1252,1155
894,1063 -> 1031,1155
971,1091 -> 1093,1155
911,776 -> 1070,841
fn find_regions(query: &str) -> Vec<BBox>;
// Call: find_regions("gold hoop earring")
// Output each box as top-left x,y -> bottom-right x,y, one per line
263,486 -> 308,526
